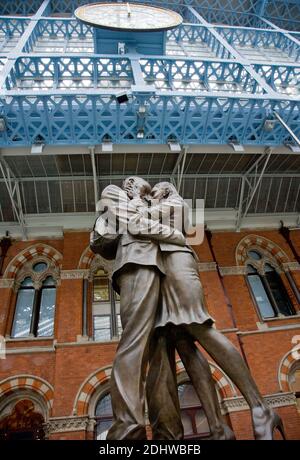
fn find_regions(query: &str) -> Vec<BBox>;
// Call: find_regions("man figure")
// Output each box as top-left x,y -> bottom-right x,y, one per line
91,177 -> 186,440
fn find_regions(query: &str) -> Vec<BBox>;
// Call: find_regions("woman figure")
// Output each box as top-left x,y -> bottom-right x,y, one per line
145,182 -> 284,440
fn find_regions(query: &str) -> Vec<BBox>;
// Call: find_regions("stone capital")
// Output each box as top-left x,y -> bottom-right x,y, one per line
282,262 -> 300,272
0,279 -> 14,289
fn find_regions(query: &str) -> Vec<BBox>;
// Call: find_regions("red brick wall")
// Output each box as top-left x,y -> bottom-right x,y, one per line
0,228 -> 299,440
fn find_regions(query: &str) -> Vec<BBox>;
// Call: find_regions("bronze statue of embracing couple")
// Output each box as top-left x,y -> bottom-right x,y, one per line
90,176 -> 284,441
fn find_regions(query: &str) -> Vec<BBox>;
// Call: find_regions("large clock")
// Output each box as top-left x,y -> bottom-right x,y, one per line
74,2 -> 183,32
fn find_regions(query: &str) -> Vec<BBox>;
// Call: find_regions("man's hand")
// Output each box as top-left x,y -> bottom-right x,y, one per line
172,230 -> 186,246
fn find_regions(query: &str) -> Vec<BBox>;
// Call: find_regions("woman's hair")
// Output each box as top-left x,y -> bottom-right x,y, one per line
153,182 -> 180,199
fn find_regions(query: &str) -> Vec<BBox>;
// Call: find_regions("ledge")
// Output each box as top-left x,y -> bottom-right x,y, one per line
238,323 -> 300,336
5,346 -> 55,354
198,262 -> 217,272
44,416 -> 91,435
222,392 -> 296,414
219,266 -> 247,276
60,269 -> 89,280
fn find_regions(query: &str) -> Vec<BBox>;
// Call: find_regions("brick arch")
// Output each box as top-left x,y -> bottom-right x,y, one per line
77,245 -> 113,276
176,359 -> 236,399
78,246 -> 95,270
278,349 -> 300,392
0,375 -> 54,416
235,234 -> 290,266
74,360 -> 236,416
74,366 -> 112,416
3,243 -> 62,279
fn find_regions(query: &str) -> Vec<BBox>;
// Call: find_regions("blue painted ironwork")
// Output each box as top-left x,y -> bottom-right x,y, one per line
0,18 -> 30,53
24,19 -> 93,54
167,24 -> 232,58
0,0 -> 43,16
216,26 -> 300,63
0,0 -> 299,148
253,63 -> 300,96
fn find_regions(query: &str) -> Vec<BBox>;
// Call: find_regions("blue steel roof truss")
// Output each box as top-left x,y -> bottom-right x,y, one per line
0,0 -> 299,147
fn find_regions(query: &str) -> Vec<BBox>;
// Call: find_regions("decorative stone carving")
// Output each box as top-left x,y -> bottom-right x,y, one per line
14,257 -> 60,291
222,392 -> 296,413
219,266 -> 247,276
0,279 -> 14,289
282,262 -> 300,272
44,416 -> 90,434
89,255 -> 113,280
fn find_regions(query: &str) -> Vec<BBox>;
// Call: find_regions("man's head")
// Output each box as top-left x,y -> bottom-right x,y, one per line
151,182 -> 178,201
122,176 -> 151,200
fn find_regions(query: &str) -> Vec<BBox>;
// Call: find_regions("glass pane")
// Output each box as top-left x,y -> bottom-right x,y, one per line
248,250 -> 262,260
42,276 -> 55,286
11,288 -> 35,338
33,262 -> 47,273
95,394 -> 112,417
96,419 -> 112,440
178,383 -> 210,438
93,276 -> 110,302
95,394 -> 113,440
265,271 -> 295,316
21,277 -> 34,287
93,316 -> 111,341
248,275 -> 275,318
37,286 -> 56,337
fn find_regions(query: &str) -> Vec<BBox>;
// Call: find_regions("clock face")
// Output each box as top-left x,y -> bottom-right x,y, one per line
75,2 -> 183,32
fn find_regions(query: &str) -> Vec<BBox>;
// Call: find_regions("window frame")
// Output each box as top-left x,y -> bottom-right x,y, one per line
94,391 -> 113,440
245,249 -> 296,321
178,381 -> 211,440
11,258 -> 58,339
91,267 -> 121,342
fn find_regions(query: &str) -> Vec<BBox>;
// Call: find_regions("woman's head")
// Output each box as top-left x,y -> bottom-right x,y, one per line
151,182 -> 179,201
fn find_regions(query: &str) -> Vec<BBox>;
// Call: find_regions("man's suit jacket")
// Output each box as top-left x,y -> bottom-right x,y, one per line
93,185 -> 187,292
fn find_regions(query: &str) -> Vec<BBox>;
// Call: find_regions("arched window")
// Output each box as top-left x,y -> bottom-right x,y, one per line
11,260 -> 57,338
289,365 -> 300,413
178,382 -> 210,439
94,393 -> 113,440
0,399 -> 45,440
246,250 -> 295,320
92,268 -> 121,342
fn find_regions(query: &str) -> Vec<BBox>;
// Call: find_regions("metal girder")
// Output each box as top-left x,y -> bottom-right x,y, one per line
0,0 -> 51,89
273,112 -> 300,148
89,145 -> 99,213
0,2 -> 299,149
236,147 -> 274,231
254,0 -> 267,17
0,172 -> 299,183
170,146 -> 188,192
0,154 -> 26,238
